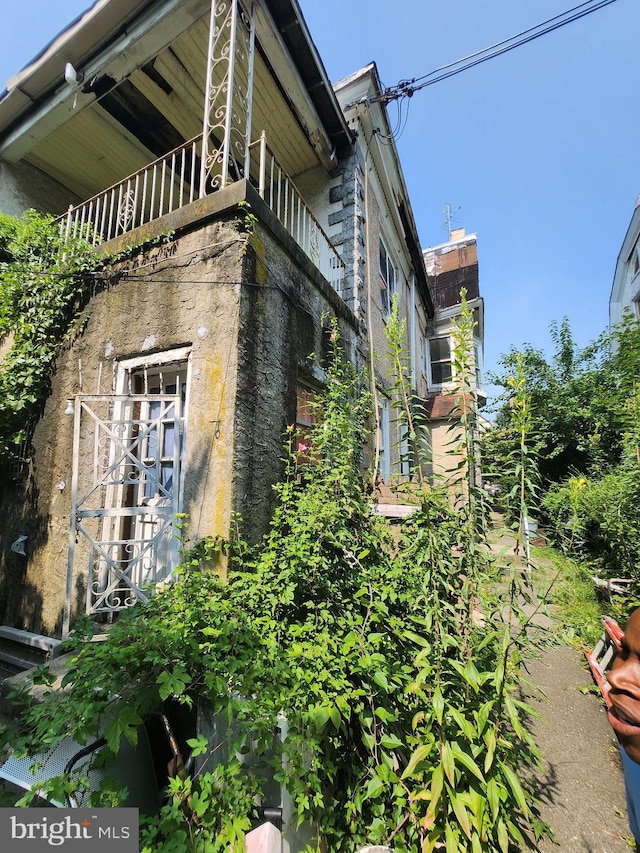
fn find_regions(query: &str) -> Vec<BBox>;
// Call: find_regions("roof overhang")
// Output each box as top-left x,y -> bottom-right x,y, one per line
0,0 -> 352,172
0,0 -> 209,162
264,0 -> 352,159
335,63 -> 433,318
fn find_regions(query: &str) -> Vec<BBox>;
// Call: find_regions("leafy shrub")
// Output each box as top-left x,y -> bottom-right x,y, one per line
1,319 -> 548,852
542,463 -> 640,584
0,210 -> 98,464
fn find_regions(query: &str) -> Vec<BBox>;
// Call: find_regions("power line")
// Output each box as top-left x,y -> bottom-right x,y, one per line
367,0 -> 622,105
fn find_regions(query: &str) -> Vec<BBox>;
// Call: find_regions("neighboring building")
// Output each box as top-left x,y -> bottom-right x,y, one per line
422,228 -> 485,485
610,194 -> 640,329
0,0 -> 436,637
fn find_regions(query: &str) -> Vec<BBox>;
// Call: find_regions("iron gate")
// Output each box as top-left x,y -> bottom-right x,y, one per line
64,394 -> 183,633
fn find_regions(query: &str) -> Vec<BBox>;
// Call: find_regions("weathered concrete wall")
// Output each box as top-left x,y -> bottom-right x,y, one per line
1,215 -> 246,634
0,180 -> 361,636
0,161 -> 79,217
234,203 -> 361,544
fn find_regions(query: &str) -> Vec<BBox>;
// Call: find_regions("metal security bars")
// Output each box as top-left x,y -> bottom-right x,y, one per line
63,395 -> 183,635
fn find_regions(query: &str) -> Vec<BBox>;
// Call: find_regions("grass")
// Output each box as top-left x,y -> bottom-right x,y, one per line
531,544 -> 607,648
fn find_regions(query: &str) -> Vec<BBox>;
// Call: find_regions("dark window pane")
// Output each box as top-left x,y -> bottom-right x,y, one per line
431,362 -> 452,385
429,337 -> 450,361
162,422 -> 175,457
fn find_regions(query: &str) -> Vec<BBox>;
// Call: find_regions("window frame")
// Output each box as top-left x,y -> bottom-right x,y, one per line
474,342 -> 483,390
427,335 -> 453,389
377,399 -> 391,482
115,347 -> 191,506
629,237 -> 640,280
419,333 -> 428,383
379,237 -> 398,317
295,381 -> 321,464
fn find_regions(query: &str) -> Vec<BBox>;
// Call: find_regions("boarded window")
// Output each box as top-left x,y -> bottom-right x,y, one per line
295,384 -> 320,462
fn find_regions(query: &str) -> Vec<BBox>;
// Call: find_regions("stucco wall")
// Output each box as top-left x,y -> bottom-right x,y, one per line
430,419 -> 473,502
1,216 -> 246,634
234,208 -> 361,543
0,182 -> 361,636
0,161 -> 80,218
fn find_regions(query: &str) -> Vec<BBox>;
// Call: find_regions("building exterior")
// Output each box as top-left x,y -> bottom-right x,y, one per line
0,0 -> 439,638
610,194 -> 640,329
422,228 -> 485,485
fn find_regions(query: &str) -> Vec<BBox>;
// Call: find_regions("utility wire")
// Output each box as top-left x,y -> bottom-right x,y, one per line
365,0 -> 622,105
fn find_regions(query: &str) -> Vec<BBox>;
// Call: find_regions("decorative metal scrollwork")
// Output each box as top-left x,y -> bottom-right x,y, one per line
201,0 -> 255,194
118,189 -> 136,231
68,395 -> 181,621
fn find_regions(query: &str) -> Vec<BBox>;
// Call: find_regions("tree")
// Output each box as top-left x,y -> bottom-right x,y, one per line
486,317 -> 630,498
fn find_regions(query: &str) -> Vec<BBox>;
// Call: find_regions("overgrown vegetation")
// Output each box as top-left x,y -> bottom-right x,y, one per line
1,302 -> 549,851
530,545 -> 603,649
485,314 -> 640,591
0,211 -> 98,465
0,209 -> 173,468
384,295 -> 548,853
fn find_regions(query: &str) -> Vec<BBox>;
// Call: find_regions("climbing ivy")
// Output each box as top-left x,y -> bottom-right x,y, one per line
0,210 -> 99,465
1,313 -> 549,852
0,210 -> 174,467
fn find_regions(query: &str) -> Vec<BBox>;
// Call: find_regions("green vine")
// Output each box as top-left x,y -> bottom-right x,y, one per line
0,211 -> 176,469
1,311 -> 550,851
0,210 -> 99,465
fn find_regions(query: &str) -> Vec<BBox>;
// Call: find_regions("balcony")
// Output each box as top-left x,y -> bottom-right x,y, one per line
60,130 -> 345,296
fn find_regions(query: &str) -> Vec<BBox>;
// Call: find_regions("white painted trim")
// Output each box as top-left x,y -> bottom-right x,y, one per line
0,0 -> 211,162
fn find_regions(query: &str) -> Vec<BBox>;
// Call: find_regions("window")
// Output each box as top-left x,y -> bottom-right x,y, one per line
83,348 -> 191,615
116,356 -> 189,505
377,400 -> 391,481
474,344 -> 483,389
399,423 -> 411,478
131,364 -> 185,501
379,238 -> 397,316
419,335 -> 428,380
295,383 -> 320,462
629,238 -> 640,280
428,336 -> 452,387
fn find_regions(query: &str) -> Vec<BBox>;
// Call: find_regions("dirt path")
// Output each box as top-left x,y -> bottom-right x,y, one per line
527,644 -> 631,852
488,517 -> 632,851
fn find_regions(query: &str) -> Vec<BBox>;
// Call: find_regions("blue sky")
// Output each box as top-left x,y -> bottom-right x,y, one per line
1,0 -> 638,401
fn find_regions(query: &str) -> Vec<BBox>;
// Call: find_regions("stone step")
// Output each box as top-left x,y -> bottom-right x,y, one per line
0,626 -> 62,677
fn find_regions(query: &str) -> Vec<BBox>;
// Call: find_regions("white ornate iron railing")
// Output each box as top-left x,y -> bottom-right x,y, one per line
60,132 -> 344,295
248,132 -> 344,295
64,394 -> 183,635
61,135 -> 203,246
